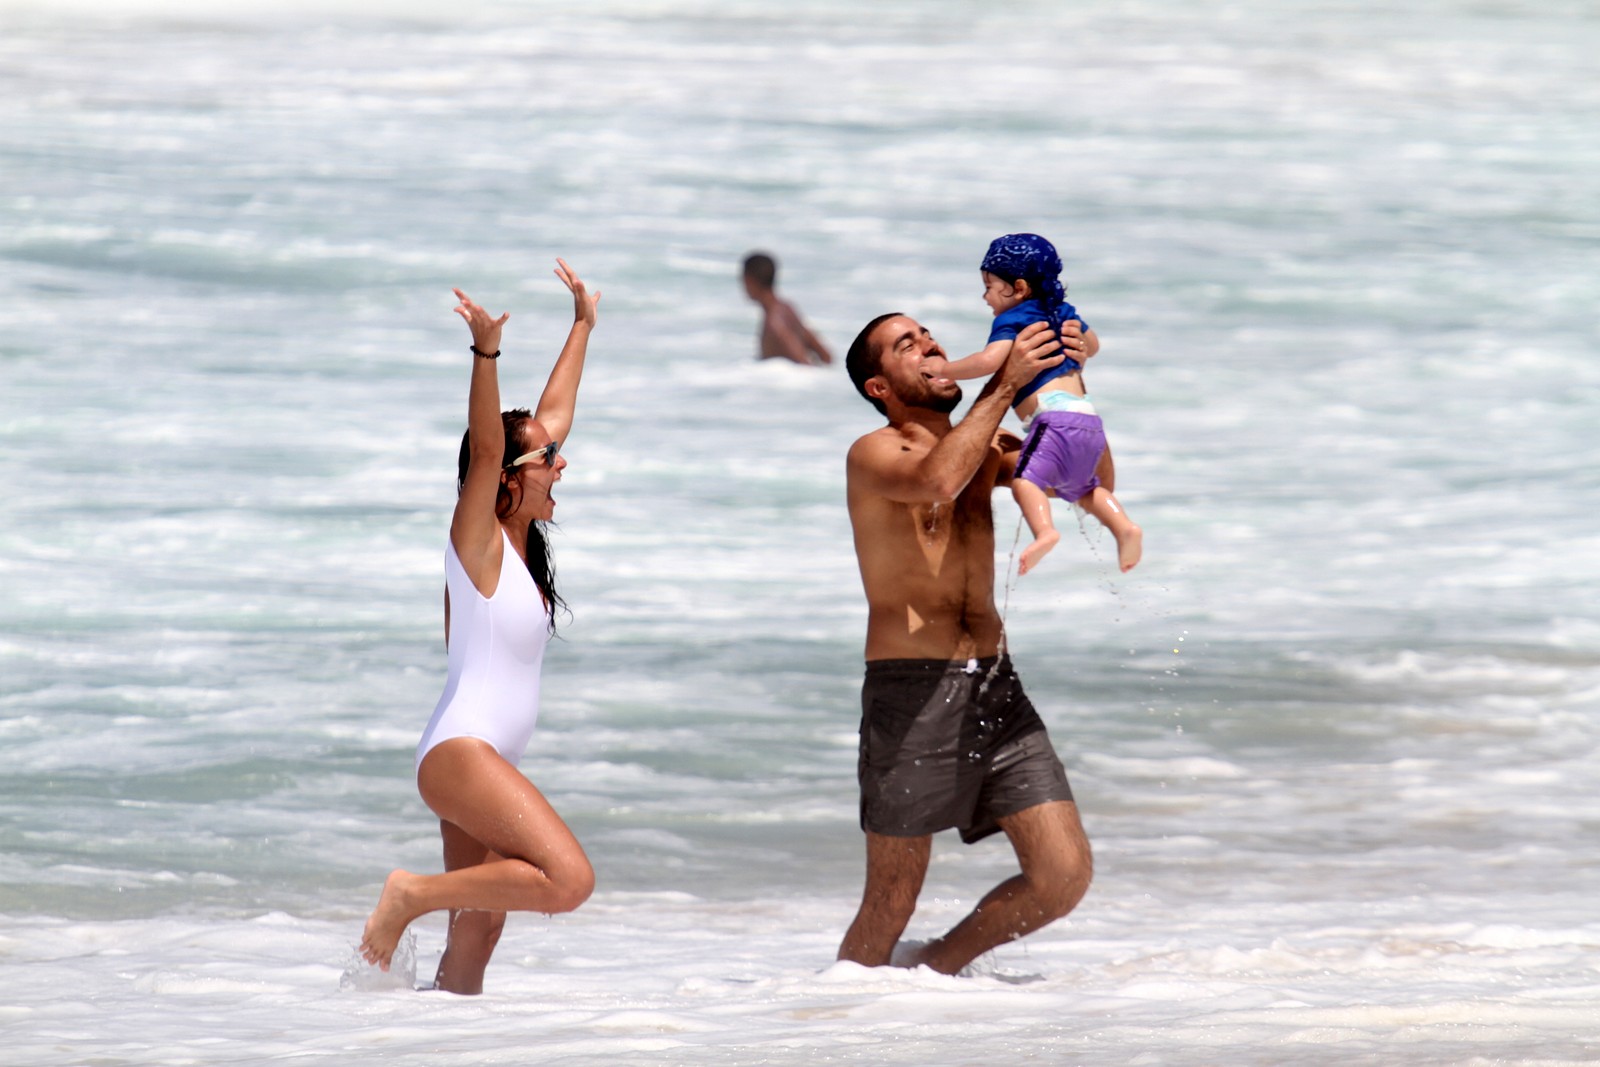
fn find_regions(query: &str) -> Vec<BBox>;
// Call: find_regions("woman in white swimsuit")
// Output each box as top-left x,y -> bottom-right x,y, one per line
361,262 -> 599,994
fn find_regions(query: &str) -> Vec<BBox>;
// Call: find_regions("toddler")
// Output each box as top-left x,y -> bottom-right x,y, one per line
927,233 -> 1141,574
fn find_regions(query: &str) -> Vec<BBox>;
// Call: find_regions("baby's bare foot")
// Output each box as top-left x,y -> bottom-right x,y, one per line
1117,524 -> 1143,573
1018,530 -> 1060,575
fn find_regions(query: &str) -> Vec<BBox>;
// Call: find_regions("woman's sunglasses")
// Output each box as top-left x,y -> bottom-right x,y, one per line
505,439 -> 560,470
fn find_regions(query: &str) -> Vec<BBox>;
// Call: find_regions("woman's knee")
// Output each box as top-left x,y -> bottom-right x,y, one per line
539,857 -> 595,914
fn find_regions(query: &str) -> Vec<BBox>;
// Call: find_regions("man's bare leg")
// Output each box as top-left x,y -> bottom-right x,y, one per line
1012,479 -> 1061,576
908,801 -> 1092,976
837,832 -> 932,967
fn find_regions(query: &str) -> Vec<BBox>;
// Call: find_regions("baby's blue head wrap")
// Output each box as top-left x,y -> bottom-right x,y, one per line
980,233 -> 1068,314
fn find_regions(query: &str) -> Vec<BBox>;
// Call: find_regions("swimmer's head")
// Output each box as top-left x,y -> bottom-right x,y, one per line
980,233 -> 1068,311
742,251 -> 777,297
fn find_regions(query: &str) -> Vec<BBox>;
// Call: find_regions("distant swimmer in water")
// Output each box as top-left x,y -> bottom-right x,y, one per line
360,262 -> 599,994
837,311 -> 1092,976
742,251 -> 833,365
923,233 -> 1141,574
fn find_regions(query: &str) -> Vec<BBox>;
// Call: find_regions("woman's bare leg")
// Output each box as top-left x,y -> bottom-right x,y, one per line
431,821 -> 506,995
361,739 -> 593,973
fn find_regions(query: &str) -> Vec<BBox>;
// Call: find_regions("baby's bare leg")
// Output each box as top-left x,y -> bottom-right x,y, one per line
1012,479 -> 1060,576
1094,442 -> 1115,493
1079,487 -> 1142,572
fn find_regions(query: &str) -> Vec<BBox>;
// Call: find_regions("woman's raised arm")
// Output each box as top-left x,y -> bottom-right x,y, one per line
449,289 -> 511,580
533,259 -> 600,445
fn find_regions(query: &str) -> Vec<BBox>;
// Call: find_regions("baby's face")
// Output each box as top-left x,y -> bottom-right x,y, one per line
981,271 -> 1025,315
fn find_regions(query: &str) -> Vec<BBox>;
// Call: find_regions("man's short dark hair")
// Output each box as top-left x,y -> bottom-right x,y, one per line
742,252 -> 777,290
846,312 -> 903,417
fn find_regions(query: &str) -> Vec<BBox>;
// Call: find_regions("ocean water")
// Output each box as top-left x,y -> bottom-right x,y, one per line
2,0 -> 1598,1062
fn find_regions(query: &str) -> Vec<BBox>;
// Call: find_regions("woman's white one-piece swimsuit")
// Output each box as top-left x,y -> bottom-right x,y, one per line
415,528 -> 548,769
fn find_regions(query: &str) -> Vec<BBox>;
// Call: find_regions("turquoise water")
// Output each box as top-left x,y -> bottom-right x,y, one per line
2,1 -> 1598,1062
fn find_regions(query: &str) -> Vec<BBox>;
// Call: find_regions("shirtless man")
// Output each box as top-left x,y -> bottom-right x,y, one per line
742,252 -> 833,365
838,312 -> 1093,976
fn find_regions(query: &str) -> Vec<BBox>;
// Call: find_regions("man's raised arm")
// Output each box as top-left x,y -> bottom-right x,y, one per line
850,322 -> 1064,504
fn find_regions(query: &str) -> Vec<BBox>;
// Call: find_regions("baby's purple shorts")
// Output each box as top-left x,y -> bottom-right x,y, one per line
1015,411 -> 1106,503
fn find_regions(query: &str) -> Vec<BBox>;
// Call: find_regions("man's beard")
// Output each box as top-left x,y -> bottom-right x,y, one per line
907,383 -> 962,414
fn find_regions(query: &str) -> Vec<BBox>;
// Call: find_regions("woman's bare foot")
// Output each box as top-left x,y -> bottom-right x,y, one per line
1116,523 -> 1143,572
361,870 -> 421,970
1018,529 -> 1060,575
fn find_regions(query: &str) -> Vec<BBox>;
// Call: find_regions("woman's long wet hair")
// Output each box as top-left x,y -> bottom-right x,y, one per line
457,407 -> 567,635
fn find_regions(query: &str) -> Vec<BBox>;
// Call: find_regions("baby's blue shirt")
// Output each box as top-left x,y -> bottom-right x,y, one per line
987,298 -> 1090,404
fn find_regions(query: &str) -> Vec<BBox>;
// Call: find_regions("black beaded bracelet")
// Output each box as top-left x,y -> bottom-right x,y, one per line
470,345 -> 500,359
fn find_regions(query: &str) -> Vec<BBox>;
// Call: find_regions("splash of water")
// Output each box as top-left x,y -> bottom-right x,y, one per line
339,927 -> 418,992
979,515 -> 1029,697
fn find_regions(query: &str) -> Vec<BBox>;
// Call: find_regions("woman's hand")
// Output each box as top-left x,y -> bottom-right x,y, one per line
453,288 -> 510,353
533,261 -> 599,444
554,259 -> 600,330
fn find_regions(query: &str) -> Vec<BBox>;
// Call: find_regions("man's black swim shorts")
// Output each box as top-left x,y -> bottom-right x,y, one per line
857,656 -> 1074,843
